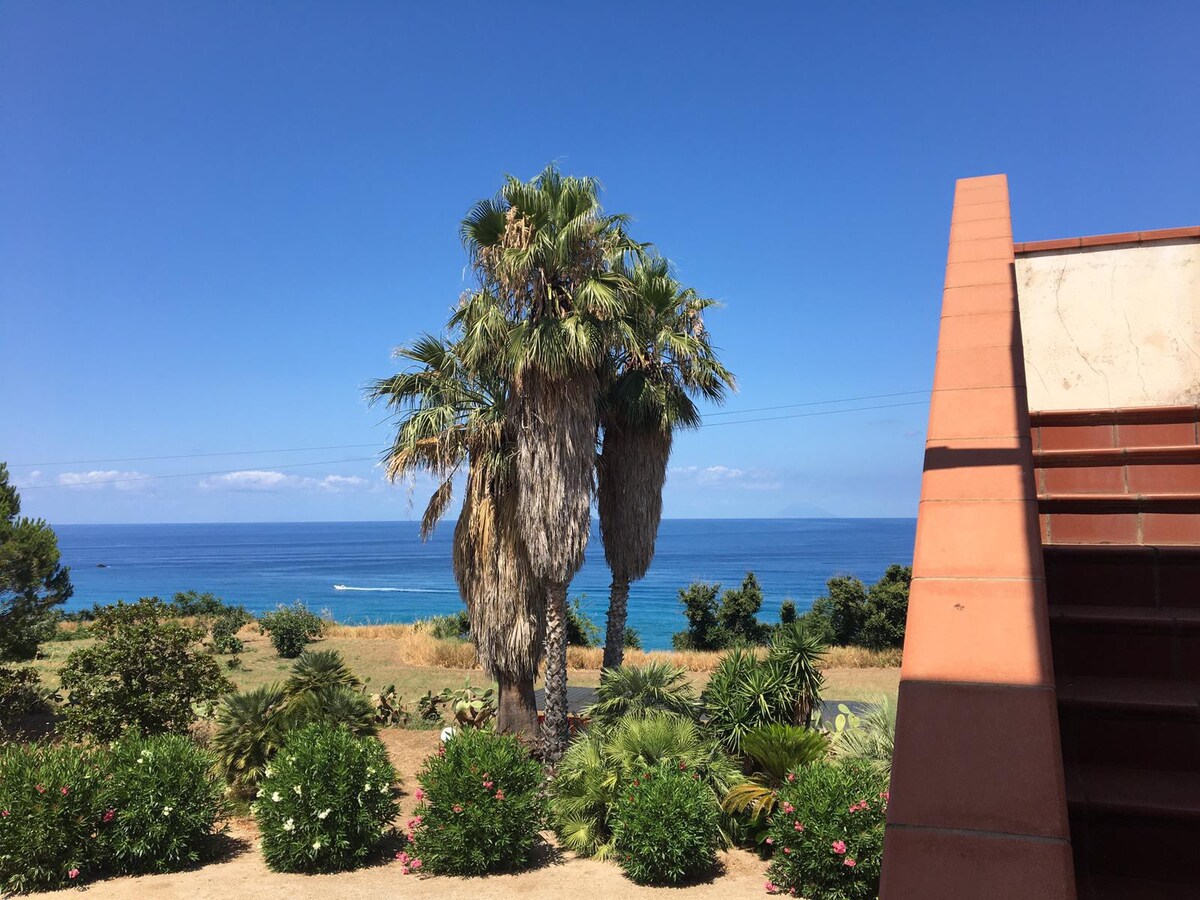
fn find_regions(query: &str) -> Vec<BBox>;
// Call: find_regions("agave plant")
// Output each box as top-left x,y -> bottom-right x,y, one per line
211,684 -> 289,796
283,649 -> 362,699
721,724 -> 830,821
583,662 -> 699,725
552,711 -> 740,858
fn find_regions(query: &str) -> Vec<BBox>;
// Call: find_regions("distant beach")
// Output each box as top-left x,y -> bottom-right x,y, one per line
55,518 -> 916,651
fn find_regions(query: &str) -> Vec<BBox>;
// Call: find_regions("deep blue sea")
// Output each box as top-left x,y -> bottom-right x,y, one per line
54,519 -> 916,651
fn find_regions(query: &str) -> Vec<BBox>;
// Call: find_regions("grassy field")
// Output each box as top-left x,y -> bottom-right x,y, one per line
32,621 -> 900,708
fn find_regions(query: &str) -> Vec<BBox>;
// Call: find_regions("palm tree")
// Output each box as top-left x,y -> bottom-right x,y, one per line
459,166 -> 638,759
368,334 -> 544,737
597,258 -> 734,668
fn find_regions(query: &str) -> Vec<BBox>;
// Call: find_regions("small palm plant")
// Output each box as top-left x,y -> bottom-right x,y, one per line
721,723 -> 830,821
284,649 -> 362,699
286,686 -> 378,737
212,684 -> 288,796
584,662 -> 699,725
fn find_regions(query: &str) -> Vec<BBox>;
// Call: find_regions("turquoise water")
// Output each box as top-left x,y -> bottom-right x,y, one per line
54,519 -> 916,650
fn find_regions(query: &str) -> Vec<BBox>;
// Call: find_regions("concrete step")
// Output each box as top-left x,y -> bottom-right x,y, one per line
1043,544 -> 1200,608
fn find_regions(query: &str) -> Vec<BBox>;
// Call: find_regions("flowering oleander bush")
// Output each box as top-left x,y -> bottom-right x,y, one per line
0,742 -> 105,893
254,724 -> 398,873
763,759 -> 888,900
259,602 -> 324,658
99,732 -> 226,874
408,727 -> 546,875
611,762 -> 720,884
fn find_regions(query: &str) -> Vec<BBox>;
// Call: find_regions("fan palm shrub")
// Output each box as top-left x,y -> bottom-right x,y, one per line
597,258 -> 734,669
212,684 -> 289,796
584,662 -> 699,725
552,711 -> 740,858
284,649 -> 362,698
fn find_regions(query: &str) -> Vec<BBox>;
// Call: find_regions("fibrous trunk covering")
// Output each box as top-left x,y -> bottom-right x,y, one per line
597,425 -> 672,669
514,370 -> 597,584
453,470 -> 543,737
542,580 -> 570,760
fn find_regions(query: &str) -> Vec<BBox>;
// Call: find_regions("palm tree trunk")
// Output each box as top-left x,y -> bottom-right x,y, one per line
541,581 -> 570,760
602,577 -> 631,670
496,674 -> 539,738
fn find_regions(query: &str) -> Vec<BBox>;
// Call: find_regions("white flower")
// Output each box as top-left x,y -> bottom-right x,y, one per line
293,784 -> 302,796
312,840 -> 322,850
264,767 -> 272,778
287,755 -> 296,762
317,809 -> 330,820
271,792 -> 282,803
366,767 -> 375,775
162,806 -> 173,817
364,782 -> 371,791
283,818 -> 295,832
379,784 -> 388,794
256,789 -> 265,798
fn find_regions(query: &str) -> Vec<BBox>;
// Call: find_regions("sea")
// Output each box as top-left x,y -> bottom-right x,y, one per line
54,519 -> 916,651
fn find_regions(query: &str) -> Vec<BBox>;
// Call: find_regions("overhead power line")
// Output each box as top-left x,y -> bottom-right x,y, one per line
9,389 -> 929,468
15,398 -> 930,491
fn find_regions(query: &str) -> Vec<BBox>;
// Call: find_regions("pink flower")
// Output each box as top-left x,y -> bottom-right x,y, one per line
406,816 -> 423,830
452,805 -> 463,813
103,809 -> 115,823
786,773 -> 795,782
395,850 -> 410,863
793,821 -> 804,831
781,802 -> 795,814
35,784 -> 45,794
483,780 -> 493,789
679,762 -> 687,770
832,840 -> 847,855
1,811 -> 8,817
398,865 -> 410,875
411,858 -> 423,870
783,847 -> 791,855
61,787 -> 70,796
68,869 -> 80,880
414,788 -> 425,801
764,881 -> 778,894
765,837 -> 774,845
844,858 -> 857,868
880,790 -> 890,801
495,789 -> 504,800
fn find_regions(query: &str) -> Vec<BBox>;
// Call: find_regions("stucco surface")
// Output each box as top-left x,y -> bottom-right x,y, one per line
1016,240 -> 1200,412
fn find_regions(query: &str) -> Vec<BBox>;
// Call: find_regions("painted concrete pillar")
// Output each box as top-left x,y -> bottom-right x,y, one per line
880,175 -> 1076,899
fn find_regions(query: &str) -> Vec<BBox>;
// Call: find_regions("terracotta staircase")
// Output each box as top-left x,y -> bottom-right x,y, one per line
1034,406 -> 1200,899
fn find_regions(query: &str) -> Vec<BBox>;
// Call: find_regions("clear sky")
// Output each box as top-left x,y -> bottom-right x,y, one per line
3,1 -> 1198,524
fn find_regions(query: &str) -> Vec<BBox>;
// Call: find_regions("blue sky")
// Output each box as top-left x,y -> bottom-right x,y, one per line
3,1 -> 1198,524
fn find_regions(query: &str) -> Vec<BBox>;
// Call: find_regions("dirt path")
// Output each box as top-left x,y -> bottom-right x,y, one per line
46,729 -> 770,899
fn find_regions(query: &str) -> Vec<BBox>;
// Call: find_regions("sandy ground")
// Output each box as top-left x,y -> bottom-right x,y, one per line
41,729 -> 770,900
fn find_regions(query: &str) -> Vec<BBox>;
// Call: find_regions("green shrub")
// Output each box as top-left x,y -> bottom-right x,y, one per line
553,711 -> 740,859
259,602 -> 324,658
58,597 -> 232,742
0,742 -> 104,892
800,565 -> 911,650
409,727 -> 546,875
287,686 -> 377,735
764,760 -> 888,900
672,573 -> 772,650
169,590 -> 242,618
567,595 -> 601,647
254,724 -> 397,873
611,763 -> 720,884
210,608 -> 253,654
585,662 -> 699,725
98,732 -> 225,875
417,611 -> 470,641
0,666 -> 54,724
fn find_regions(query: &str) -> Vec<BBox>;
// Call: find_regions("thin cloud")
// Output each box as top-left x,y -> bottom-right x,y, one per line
57,470 -> 152,491
669,464 -> 783,492
198,470 -> 369,493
